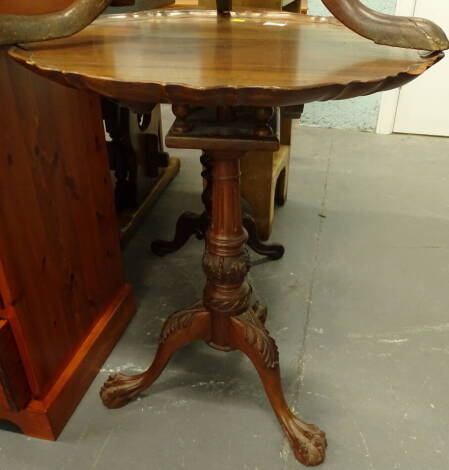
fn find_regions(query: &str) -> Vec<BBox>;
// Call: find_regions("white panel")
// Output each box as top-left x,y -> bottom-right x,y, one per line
376,0 -> 415,135
393,0 -> 449,136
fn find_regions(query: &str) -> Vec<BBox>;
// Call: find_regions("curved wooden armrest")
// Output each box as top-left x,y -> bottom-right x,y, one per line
1,0 -> 447,51
0,0 -> 111,46
322,0 -> 449,51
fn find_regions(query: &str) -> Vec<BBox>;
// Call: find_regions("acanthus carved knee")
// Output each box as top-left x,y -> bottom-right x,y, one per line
160,301 -> 205,344
233,303 -> 279,369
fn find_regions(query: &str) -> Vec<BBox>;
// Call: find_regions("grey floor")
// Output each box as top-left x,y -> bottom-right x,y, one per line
2,125 -> 449,470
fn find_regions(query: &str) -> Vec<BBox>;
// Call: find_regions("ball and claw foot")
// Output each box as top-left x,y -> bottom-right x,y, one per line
100,373 -> 147,409
281,414 -> 327,466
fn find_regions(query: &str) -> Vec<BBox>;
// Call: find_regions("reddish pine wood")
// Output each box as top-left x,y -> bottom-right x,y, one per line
0,47 -> 136,438
0,320 -> 30,411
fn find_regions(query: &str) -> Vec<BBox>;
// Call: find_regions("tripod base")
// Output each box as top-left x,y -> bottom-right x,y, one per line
100,301 -> 326,466
102,106 -> 326,467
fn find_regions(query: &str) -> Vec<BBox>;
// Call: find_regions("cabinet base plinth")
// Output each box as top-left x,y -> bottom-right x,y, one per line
0,285 -> 136,440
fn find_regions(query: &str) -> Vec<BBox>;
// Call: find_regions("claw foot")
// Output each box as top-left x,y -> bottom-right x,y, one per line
100,373 -> 146,409
282,415 -> 327,466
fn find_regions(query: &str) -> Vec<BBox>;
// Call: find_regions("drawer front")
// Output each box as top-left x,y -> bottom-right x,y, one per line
0,320 -> 31,411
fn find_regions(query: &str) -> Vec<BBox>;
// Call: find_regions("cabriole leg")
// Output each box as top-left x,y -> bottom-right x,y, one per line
100,302 -> 210,408
230,306 -> 327,466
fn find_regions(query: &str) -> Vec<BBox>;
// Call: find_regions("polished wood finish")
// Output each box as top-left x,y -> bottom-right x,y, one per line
9,10 -> 443,108
0,48 -> 136,438
101,111 -> 326,465
0,320 -> 31,412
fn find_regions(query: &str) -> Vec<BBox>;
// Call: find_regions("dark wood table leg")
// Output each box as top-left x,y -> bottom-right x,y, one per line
151,151 -> 285,260
230,306 -> 327,466
100,145 -> 326,466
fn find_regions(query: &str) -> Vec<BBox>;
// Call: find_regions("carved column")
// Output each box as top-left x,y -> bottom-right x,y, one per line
202,151 -> 251,350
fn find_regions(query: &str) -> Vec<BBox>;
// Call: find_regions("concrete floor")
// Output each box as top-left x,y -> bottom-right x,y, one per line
1,126 -> 449,470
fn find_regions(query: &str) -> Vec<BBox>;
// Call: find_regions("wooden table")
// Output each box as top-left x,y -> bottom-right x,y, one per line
9,8 -> 443,466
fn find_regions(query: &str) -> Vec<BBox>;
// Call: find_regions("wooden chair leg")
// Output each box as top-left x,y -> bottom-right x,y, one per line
241,150 -> 275,241
241,110 -> 297,240
275,166 -> 289,206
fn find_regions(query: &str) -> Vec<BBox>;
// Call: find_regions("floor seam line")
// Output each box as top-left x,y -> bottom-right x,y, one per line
281,135 -> 333,469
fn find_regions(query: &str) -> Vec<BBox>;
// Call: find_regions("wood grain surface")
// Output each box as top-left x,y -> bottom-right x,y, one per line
0,48 -> 126,398
0,46 -> 136,437
0,320 -> 30,411
9,9 -> 444,107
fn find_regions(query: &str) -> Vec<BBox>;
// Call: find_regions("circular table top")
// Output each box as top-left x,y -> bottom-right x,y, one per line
10,8 -> 444,107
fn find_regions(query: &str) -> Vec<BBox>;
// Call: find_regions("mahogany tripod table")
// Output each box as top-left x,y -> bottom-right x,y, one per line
9,8 -> 444,466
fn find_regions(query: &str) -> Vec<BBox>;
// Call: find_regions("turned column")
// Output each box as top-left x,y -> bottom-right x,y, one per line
203,151 -> 251,350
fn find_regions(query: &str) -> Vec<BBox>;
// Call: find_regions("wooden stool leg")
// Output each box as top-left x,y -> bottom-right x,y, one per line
100,302 -> 210,408
151,152 -> 212,256
230,305 -> 327,466
243,213 -> 284,260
